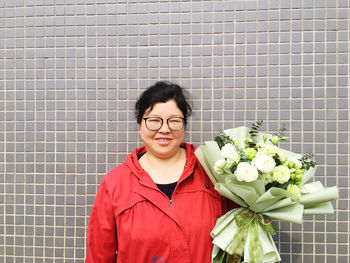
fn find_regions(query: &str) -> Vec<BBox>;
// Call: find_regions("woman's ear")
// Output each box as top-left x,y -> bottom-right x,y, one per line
138,123 -> 142,136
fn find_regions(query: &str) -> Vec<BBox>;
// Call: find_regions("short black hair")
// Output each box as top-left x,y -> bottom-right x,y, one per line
135,81 -> 192,126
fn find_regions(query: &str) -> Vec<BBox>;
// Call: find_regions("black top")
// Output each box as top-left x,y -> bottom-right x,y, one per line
156,181 -> 177,200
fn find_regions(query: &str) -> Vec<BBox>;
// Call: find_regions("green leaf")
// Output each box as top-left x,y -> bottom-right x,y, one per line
215,130 -> 235,149
299,153 -> 316,171
249,120 -> 263,142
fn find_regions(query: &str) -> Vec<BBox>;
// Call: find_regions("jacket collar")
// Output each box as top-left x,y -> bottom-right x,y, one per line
124,142 -> 197,186
123,143 -> 198,227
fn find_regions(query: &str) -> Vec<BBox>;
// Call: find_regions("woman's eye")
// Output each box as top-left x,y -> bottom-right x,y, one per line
149,118 -> 161,123
169,118 -> 182,123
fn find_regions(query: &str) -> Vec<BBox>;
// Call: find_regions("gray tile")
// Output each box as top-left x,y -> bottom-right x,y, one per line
0,1 -> 349,262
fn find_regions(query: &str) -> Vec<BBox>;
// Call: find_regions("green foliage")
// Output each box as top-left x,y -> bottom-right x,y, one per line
249,120 -> 263,142
214,130 -> 235,149
234,144 -> 248,162
276,123 -> 287,138
299,153 -> 316,171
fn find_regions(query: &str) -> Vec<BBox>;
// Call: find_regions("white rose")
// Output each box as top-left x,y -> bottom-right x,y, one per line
287,184 -> 301,198
255,150 -> 266,157
273,165 -> 291,184
213,159 -> 227,175
234,162 -> 258,182
221,144 -> 239,163
289,158 -> 302,168
263,144 -> 278,156
276,150 -> 287,163
254,155 -> 276,173
257,141 -> 265,148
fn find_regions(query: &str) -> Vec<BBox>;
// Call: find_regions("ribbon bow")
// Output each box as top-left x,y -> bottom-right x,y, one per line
217,208 -> 276,263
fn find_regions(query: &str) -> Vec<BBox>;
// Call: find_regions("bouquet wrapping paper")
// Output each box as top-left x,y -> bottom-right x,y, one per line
195,125 -> 339,263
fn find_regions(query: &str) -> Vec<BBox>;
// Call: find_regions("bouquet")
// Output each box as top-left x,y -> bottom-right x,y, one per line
195,121 -> 339,263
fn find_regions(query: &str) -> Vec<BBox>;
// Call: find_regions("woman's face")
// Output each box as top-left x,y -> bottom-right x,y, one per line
139,100 -> 185,159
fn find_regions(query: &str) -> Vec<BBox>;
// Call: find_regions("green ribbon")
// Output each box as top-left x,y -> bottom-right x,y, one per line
224,208 -> 276,263
257,214 -> 276,236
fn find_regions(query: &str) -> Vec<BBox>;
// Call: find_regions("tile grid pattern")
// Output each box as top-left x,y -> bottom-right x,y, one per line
0,0 -> 349,262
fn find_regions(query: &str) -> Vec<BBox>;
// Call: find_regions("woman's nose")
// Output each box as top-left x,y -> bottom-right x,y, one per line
158,120 -> 171,132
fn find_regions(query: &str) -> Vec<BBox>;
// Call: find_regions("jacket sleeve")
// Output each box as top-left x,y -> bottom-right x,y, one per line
85,179 -> 117,262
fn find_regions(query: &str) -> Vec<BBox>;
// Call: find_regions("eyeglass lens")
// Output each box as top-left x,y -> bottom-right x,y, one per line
145,117 -> 184,131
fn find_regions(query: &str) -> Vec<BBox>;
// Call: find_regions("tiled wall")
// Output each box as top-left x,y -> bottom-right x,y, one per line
0,0 -> 349,262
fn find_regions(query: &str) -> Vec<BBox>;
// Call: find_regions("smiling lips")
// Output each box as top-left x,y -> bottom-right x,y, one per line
155,137 -> 172,145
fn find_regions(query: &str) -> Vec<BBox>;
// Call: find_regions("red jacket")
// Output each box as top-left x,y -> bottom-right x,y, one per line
85,143 -> 228,263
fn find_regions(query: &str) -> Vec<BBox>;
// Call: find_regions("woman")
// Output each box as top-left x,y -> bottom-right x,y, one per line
85,81 -> 231,263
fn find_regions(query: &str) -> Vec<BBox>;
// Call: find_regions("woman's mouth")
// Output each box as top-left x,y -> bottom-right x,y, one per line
155,138 -> 172,145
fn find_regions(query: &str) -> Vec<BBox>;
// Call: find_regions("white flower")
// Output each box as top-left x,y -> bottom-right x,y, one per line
234,162 -> 258,182
254,155 -> 276,173
289,158 -> 302,168
287,184 -> 301,198
221,144 -> 240,163
263,144 -> 278,156
257,141 -> 266,148
255,150 -> 266,157
276,150 -> 287,163
273,165 -> 291,184
213,159 -> 227,175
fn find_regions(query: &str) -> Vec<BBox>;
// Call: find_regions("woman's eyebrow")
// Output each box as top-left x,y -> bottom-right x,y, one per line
144,114 -> 183,118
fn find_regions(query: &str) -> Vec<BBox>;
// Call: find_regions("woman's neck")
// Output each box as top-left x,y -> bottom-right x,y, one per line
139,147 -> 187,184
145,147 -> 185,165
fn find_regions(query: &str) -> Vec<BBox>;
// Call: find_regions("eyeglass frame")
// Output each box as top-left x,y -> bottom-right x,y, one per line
142,116 -> 185,131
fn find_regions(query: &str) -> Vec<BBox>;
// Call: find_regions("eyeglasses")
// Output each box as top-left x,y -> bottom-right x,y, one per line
143,117 -> 185,131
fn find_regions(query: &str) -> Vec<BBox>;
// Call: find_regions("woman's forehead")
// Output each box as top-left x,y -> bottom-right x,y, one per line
144,100 -> 183,116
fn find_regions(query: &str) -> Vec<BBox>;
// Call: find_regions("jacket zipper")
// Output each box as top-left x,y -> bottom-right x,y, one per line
168,168 -> 193,206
